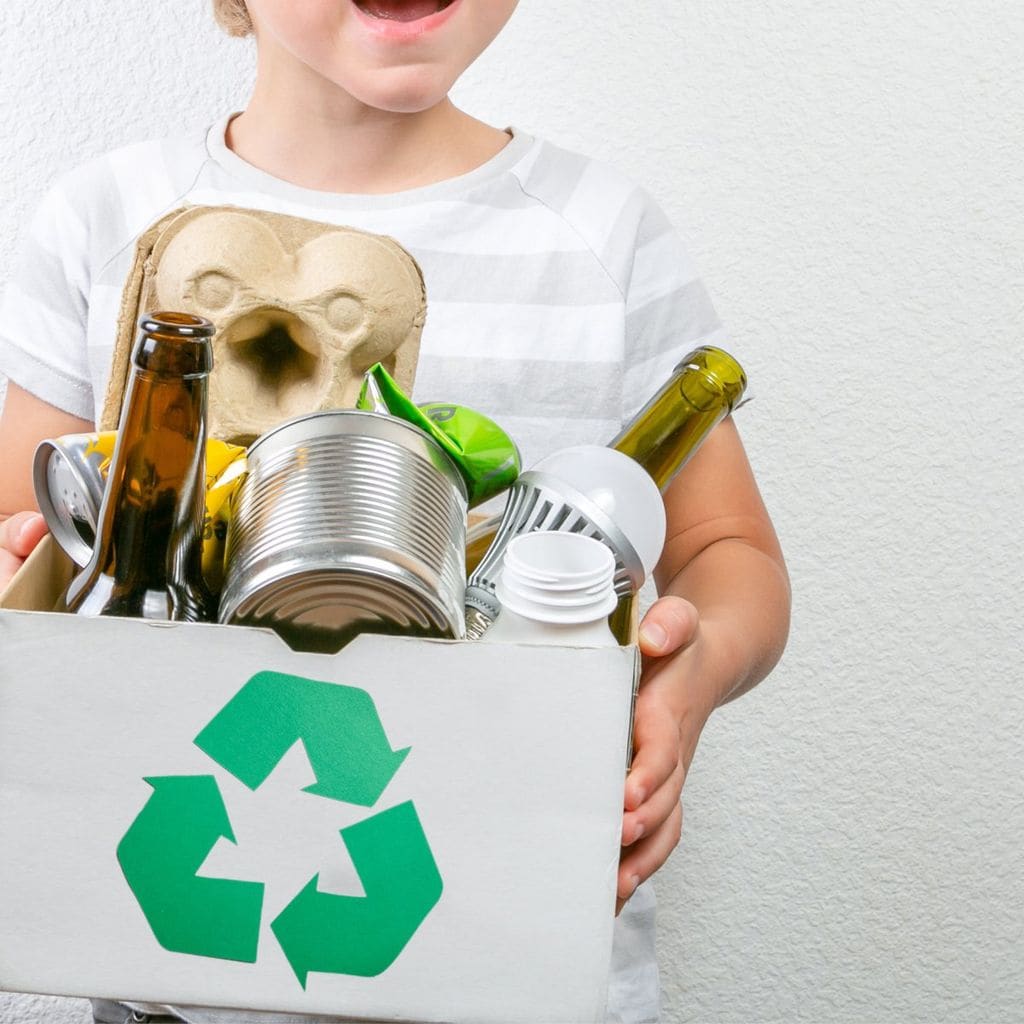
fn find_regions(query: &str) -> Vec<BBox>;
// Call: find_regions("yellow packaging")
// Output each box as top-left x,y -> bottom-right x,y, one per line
80,432 -> 246,593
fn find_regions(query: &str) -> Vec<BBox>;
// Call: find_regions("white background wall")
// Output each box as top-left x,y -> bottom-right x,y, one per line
1,1 -> 1021,1021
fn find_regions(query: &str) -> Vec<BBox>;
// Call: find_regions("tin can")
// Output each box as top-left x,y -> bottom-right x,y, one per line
218,410 -> 467,652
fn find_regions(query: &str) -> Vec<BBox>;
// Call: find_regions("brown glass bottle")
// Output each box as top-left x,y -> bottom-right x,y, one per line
609,345 -> 747,492
63,312 -> 216,621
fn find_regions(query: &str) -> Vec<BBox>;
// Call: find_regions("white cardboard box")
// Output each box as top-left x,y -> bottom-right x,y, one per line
0,539 -> 638,1023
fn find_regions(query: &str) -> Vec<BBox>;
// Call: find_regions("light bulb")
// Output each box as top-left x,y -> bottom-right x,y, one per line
530,445 -> 666,581
465,444 -> 667,638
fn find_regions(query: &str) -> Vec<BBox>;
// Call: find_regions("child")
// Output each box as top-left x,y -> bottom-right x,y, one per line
0,1 -> 791,1021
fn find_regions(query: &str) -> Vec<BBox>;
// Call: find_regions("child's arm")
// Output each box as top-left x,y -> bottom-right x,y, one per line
0,381 -> 93,589
616,415 -> 791,911
0,165 -> 99,591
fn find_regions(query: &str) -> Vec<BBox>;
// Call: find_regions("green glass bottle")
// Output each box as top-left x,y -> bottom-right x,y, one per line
609,345 -> 747,492
464,346 -> 748,589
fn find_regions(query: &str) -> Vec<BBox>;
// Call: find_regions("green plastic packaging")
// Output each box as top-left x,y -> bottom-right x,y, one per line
357,364 -> 521,507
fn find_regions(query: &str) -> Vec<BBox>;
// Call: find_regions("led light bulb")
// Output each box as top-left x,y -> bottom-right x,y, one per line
531,446 -> 666,580
465,444 -> 666,638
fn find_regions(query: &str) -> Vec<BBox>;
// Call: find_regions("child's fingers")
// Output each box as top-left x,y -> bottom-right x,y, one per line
0,514 -> 47,591
0,512 -> 47,559
616,802 -> 684,909
0,549 -> 23,592
622,756 -> 685,847
624,703 -> 680,811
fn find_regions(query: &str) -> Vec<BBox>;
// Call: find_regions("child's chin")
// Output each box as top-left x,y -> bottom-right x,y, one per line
348,66 -> 455,115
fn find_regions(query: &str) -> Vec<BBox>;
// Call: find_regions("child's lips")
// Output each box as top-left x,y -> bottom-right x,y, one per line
348,0 -> 461,41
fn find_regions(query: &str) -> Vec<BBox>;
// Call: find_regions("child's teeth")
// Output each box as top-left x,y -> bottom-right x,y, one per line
358,0 -> 444,21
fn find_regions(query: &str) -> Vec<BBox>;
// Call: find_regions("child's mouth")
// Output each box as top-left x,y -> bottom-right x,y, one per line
353,0 -> 454,22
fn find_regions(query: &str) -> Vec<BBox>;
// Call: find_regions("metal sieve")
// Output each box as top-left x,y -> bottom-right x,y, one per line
218,409 -> 468,652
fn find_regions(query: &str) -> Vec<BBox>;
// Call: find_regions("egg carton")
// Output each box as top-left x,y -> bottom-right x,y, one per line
101,205 -> 427,445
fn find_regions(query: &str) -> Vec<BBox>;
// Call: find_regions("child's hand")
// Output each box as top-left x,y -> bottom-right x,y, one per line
616,595 -> 716,914
0,512 -> 48,593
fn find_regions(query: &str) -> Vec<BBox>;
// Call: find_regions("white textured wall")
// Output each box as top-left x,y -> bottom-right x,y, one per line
2,1 -> 1022,1022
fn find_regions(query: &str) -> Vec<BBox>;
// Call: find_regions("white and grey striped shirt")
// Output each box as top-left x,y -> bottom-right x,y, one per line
0,115 -> 724,473
0,115 -> 725,1024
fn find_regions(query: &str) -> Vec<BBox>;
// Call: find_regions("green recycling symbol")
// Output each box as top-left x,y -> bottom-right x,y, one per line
116,671 -> 443,986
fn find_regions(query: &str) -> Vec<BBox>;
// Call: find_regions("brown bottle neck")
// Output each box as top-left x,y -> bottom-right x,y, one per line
133,333 -> 213,377
111,370 -> 209,497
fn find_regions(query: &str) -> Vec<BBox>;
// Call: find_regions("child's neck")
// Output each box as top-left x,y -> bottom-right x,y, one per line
227,89 -> 511,195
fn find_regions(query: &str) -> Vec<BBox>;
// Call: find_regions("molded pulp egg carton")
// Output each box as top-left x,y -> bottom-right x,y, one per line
101,205 -> 427,444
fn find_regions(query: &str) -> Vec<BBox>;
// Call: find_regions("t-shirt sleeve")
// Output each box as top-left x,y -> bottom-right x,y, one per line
620,190 -> 726,424
0,173 -> 95,420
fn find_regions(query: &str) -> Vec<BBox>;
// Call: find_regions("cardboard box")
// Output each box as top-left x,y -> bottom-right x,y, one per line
0,539 -> 638,1023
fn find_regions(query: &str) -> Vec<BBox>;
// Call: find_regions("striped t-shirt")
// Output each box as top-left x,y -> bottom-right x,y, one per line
0,115 -> 725,1024
0,115 -> 724,469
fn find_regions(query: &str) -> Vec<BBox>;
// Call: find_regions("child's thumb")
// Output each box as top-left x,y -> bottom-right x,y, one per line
638,596 -> 699,657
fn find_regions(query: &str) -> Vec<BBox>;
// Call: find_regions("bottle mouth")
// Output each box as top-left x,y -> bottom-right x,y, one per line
674,345 -> 747,410
504,530 -> 615,585
496,532 -> 619,624
140,311 -> 216,339
134,311 -> 215,376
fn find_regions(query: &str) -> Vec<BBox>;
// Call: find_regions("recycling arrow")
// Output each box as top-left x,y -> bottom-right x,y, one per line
194,670 -> 409,806
271,800 -> 443,986
116,775 -> 264,962
119,672 -> 442,981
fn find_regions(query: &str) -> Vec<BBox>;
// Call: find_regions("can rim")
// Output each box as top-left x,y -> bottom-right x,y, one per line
245,409 -> 468,501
